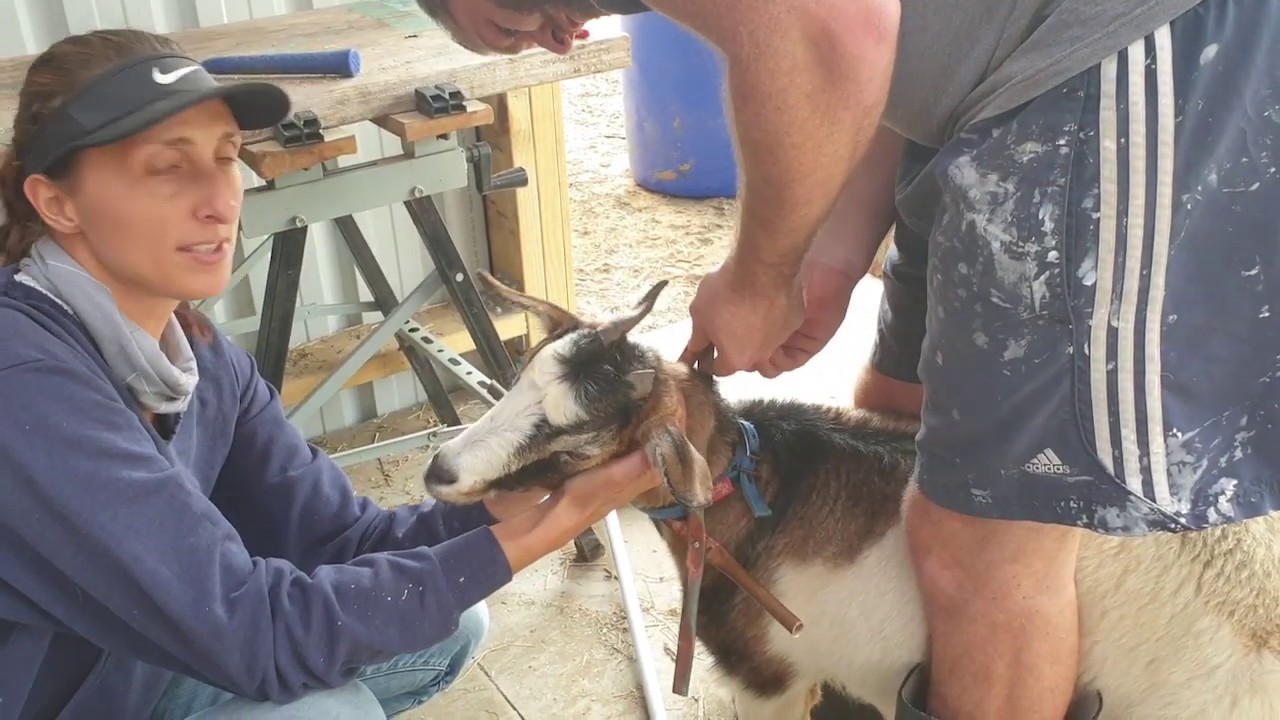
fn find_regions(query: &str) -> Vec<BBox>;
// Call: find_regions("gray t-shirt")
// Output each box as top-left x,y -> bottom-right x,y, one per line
884,0 -> 1203,147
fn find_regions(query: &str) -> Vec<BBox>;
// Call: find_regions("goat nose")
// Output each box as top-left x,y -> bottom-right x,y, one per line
423,456 -> 459,488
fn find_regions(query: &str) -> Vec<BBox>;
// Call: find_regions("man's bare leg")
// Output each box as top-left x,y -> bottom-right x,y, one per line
904,487 -> 1081,719
851,364 -> 922,418
855,364 -> 1082,719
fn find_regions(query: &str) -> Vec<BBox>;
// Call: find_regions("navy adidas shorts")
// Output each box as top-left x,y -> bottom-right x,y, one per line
872,0 -> 1280,535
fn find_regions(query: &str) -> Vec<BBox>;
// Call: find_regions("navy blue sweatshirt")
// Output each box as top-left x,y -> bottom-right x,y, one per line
0,267 -> 513,719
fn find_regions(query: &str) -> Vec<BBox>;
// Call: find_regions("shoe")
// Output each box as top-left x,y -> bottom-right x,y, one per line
1067,689 -> 1103,720
895,664 -> 937,720
894,664 -> 1104,720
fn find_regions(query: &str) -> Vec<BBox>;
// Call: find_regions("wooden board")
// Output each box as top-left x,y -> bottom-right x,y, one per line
371,99 -> 495,143
280,301 -> 529,408
239,130 -> 359,180
0,0 -> 631,147
478,83 -> 576,339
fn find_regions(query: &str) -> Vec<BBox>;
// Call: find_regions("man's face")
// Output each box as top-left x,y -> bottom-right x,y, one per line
429,0 -> 600,55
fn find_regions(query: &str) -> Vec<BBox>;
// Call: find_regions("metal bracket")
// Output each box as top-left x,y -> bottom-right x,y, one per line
285,270 -> 446,426
321,315 -> 507,468
239,141 -> 468,239
274,110 -> 324,148
397,319 -> 507,404
414,82 -> 466,118
328,423 -> 470,468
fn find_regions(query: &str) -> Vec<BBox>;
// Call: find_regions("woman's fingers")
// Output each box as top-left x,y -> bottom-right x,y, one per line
597,449 -> 655,492
562,449 -> 658,513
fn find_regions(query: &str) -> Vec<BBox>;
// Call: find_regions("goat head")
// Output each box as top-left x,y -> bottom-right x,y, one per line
421,272 -> 714,510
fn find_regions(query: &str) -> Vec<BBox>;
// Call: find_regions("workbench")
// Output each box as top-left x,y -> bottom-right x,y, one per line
1,4 -> 673,718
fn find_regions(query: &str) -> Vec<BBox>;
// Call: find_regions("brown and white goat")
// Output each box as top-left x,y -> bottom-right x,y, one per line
423,274 -> 1280,720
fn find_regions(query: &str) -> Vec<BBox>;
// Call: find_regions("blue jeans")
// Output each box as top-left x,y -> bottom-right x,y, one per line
149,602 -> 489,719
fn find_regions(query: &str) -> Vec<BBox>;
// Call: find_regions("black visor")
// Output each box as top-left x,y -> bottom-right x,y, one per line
19,52 -> 291,177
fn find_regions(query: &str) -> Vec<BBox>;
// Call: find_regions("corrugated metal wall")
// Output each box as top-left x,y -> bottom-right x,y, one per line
0,0 -> 492,439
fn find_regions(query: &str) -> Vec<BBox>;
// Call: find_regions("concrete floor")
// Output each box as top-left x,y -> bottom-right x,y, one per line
328,276 -> 887,719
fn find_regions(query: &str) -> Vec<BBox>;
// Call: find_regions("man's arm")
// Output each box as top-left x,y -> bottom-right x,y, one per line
756,126 -> 903,375
805,125 -> 905,283
645,0 -> 901,282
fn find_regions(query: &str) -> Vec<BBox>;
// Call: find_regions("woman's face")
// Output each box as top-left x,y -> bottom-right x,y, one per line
26,98 -> 244,330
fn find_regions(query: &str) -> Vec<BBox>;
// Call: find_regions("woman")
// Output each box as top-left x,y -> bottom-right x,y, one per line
0,28 -> 660,720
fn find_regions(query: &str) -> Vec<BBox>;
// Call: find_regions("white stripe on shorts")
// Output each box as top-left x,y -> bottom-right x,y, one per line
1090,24 -> 1177,509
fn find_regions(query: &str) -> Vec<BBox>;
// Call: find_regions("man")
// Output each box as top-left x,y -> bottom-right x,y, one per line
422,1 -> 1280,718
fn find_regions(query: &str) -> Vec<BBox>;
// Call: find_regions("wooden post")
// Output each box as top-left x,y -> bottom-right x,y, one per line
478,82 -> 576,340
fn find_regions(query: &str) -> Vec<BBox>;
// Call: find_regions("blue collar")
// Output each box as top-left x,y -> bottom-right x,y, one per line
642,418 -> 773,521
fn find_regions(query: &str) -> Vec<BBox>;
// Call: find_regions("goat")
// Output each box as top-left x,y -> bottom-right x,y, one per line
423,273 -> 1280,719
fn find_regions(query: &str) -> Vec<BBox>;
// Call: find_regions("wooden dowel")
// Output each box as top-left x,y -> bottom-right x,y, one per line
665,521 -> 804,637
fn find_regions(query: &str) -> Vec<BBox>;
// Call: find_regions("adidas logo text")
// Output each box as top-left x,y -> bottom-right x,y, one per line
1024,448 -> 1071,475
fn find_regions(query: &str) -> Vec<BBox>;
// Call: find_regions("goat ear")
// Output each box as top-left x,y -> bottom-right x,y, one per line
475,270 -> 580,336
627,369 -> 655,400
640,423 -> 715,509
598,279 -> 668,344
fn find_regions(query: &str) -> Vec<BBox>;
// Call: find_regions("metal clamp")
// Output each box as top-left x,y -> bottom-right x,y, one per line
414,82 -> 467,118
274,110 -> 324,148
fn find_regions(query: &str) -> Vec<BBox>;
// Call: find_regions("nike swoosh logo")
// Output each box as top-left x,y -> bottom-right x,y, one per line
152,65 -> 201,85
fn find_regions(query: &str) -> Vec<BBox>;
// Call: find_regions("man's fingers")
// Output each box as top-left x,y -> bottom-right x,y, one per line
777,347 -> 813,373
755,359 -> 782,378
679,323 -> 710,366
713,351 -> 747,377
756,342 -> 813,378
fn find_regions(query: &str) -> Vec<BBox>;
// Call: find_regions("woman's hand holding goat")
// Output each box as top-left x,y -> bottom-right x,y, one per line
489,451 -> 661,573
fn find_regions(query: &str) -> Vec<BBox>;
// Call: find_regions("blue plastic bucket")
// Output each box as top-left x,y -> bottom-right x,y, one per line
620,12 -> 739,198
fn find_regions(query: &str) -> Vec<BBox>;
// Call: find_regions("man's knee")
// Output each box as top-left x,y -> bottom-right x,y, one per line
903,485 -> 1081,607
852,364 -> 923,418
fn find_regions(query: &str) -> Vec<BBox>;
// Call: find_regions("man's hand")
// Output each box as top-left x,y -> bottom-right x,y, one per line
755,257 -> 861,378
679,257 -> 806,376
682,124 -> 905,378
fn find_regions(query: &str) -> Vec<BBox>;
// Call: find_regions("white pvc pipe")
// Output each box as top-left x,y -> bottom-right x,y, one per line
602,509 -> 668,720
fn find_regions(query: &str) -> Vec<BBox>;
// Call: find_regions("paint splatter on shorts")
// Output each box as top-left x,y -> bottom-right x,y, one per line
873,0 -> 1280,536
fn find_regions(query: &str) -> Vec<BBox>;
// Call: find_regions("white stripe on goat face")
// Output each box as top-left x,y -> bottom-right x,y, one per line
431,330 -> 589,495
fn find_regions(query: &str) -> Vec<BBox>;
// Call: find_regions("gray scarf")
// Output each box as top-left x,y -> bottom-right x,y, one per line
17,237 -> 199,414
